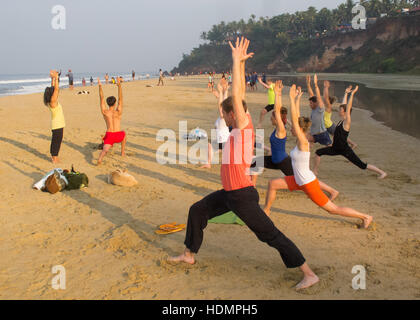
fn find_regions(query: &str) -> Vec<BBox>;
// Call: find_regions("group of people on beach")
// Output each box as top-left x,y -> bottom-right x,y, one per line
43,37 -> 387,291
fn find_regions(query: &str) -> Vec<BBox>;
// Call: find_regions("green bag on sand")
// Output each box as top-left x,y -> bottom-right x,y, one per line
63,167 -> 89,190
209,212 -> 245,226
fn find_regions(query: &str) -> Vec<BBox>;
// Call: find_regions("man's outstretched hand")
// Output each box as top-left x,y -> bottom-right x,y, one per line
229,37 -> 254,62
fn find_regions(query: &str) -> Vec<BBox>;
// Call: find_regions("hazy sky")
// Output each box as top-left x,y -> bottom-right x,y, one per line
0,0 -> 344,74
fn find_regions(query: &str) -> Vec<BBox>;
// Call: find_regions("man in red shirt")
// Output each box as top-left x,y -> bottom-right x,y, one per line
168,38 -> 319,290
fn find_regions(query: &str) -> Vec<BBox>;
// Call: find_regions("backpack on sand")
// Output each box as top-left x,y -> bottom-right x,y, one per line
45,170 -> 67,194
63,166 -> 89,190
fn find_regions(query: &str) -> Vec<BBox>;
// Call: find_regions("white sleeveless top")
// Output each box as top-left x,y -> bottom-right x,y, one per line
290,146 -> 316,186
215,117 -> 230,144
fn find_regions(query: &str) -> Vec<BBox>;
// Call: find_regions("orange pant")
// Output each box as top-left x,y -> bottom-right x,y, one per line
285,176 -> 329,207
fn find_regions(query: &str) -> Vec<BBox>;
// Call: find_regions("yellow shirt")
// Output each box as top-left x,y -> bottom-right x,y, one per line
50,102 -> 66,130
324,110 -> 333,129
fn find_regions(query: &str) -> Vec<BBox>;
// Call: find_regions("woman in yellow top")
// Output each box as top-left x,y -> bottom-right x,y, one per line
43,70 -> 66,164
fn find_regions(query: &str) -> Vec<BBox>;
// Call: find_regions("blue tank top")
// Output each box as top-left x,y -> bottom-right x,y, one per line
270,130 -> 288,164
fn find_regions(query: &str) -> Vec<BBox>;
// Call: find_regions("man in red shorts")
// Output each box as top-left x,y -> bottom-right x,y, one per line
97,77 -> 126,165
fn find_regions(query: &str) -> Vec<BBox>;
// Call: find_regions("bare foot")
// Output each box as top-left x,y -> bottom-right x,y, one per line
96,159 -> 102,166
200,164 -> 211,169
263,207 -> 271,217
296,274 -> 319,290
52,157 -> 60,164
351,143 -> 358,149
121,152 -> 126,157
330,190 -> 339,202
362,215 -> 373,229
378,172 -> 387,179
167,253 -> 195,265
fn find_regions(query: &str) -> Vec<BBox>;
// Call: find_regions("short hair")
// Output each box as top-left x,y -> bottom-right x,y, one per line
271,107 -> 288,117
43,86 -> 55,106
329,96 -> 336,104
298,117 -> 312,133
309,96 -> 317,103
221,96 -> 248,114
340,104 -> 353,114
106,96 -> 117,107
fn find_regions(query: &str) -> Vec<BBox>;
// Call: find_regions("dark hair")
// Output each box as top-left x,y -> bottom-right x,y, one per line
44,86 -> 55,106
221,97 -> 248,114
271,107 -> 288,117
340,104 -> 353,114
329,96 -> 336,104
309,96 -> 317,103
107,96 -> 117,107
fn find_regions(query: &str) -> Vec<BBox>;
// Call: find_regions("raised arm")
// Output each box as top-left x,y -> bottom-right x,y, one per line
216,80 -> 225,119
323,80 -> 333,113
343,86 -> 358,131
117,77 -> 123,114
50,70 -> 59,108
313,75 -> 324,108
273,80 -> 286,139
240,57 -> 246,101
98,78 -> 106,114
229,37 -> 254,129
342,85 -> 352,104
306,74 -> 314,97
258,77 -> 271,89
289,85 -> 308,151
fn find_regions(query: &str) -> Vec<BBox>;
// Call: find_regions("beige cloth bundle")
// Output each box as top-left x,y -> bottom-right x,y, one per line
108,169 -> 138,187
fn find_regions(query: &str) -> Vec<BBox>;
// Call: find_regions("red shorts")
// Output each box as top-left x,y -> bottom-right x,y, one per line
103,131 -> 126,146
285,176 -> 329,207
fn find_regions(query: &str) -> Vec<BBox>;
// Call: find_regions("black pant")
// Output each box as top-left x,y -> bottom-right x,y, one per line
251,156 -> 294,176
184,187 -> 306,269
51,128 -> 64,157
316,146 -> 367,170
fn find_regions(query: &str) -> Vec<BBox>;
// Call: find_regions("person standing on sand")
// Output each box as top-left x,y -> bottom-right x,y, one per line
97,77 -> 126,165
44,70 -> 66,164
263,84 -> 373,229
201,78 -> 230,169
157,69 -> 164,86
105,73 -> 109,84
306,75 -> 332,147
168,37 -> 320,291
313,86 -> 387,179
132,70 -> 135,81
66,69 -> 74,90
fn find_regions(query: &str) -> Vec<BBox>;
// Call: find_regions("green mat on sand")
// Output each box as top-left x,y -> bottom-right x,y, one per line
209,212 -> 245,226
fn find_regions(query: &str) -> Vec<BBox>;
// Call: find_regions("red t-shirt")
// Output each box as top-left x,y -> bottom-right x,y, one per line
221,114 -> 255,191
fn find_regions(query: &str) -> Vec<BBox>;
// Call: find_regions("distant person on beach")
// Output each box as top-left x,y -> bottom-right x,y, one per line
157,69 -> 164,86
66,70 -> 74,90
256,77 -> 275,128
313,86 -> 387,179
97,77 -> 126,165
105,73 -> 109,84
90,77 -> 94,86
44,70 -> 66,164
168,37 -> 320,291
111,77 -> 116,84
132,70 -> 135,81
82,78 -> 86,87
263,84 -> 373,229
306,75 -> 332,147
262,72 -> 267,84
208,73 -> 214,92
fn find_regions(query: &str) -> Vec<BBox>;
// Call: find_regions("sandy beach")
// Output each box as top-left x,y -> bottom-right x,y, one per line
0,77 -> 419,300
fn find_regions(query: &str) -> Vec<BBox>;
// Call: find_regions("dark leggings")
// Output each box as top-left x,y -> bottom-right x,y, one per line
51,128 -> 64,157
184,187 -> 306,269
251,156 -> 294,176
316,146 -> 367,170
